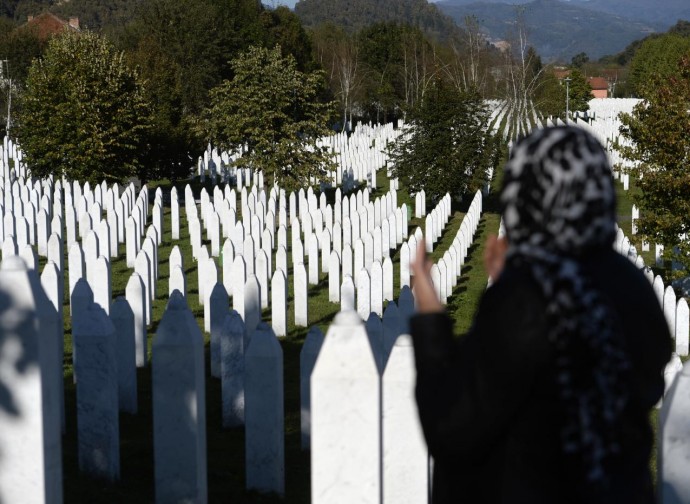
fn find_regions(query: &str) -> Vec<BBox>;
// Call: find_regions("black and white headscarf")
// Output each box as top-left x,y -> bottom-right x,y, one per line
500,126 -> 630,484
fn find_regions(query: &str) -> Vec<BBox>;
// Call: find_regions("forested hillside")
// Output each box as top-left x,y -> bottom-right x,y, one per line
437,0 -> 690,27
436,0 -> 658,61
295,0 -> 461,40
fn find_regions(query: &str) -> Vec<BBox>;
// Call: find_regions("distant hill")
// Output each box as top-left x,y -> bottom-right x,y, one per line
598,19 -> 690,66
294,0 -> 462,40
435,0 -> 690,28
435,0 -> 660,61
578,0 -> 690,28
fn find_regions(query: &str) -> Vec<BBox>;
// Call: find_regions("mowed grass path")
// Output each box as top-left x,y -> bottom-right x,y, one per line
55,172 -> 503,503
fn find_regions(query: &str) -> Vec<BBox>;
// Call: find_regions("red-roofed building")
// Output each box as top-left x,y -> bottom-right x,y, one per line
21,13 -> 80,41
587,77 -> 609,98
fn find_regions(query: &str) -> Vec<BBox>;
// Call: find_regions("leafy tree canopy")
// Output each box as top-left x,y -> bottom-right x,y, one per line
534,68 -> 565,120
199,45 -> 335,193
567,69 -> 592,114
571,52 -> 589,68
15,30 -> 152,185
629,33 -> 690,97
388,79 -> 499,202
618,52 -> 690,279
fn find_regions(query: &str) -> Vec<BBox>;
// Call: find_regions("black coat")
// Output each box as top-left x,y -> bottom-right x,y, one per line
411,249 -> 672,504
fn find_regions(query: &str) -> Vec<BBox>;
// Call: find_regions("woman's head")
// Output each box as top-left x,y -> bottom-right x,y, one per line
500,126 -> 616,256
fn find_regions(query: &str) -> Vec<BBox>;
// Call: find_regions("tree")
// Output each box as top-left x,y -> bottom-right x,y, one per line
15,30 -> 152,185
533,68 -> 565,119
199,45 -> 335,192
571,52 -> 589,68
388,78 -> 497,202
566,69 -> 592,114
441,15 -> 494,96
629,34 -> 690,97
618,52 -> 690,279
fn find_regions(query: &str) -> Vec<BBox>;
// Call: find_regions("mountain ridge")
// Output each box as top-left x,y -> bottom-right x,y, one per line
436,0 -> 662,61
436,0 -> 690,27
294,0 -> 462,40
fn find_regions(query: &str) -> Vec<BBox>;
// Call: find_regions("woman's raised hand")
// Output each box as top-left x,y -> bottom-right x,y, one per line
411,239 -> 444,314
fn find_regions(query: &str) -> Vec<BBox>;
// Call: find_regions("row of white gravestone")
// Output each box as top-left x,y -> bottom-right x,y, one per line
658,349 -> 690,504
198,122 -> 400,190
173,177 -> 413,332
613,224 -> 690,359
0,253 -> 138,498
424,194 -> 452,253
429,191 -> 483,305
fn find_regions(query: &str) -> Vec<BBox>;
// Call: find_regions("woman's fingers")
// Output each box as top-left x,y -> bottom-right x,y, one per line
412,237 -> 443,314
484,235 -> 507,281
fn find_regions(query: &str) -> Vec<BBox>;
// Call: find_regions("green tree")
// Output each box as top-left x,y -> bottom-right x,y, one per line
199,45 -> 335,192
533,68 -> 565,119
618,52 -> 690,279
566,69 -> 592,114
388,79 -> 497,202
571,52 -> 589,68
629,33 -> 690,97
15,30 -> 152,185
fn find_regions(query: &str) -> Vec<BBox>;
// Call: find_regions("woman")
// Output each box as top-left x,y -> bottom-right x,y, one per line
410,126 -> 672,503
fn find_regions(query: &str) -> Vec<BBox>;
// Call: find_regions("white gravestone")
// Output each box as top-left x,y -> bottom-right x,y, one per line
366,313 -> 385,375
398,286 -> 415,334
0,256 -> 63,504
222,310 -> 246,428
308,234 -> 319,285
245,323 -> 285,496
329,251 -> 341,303
370,261 -> 384,317
382,334 -> 429,504
311,311 -> 380,504
110,297 -> 137,414
152,292 -> 207,504
169,264 -> 186,298
382,300 -> 403,366
357,269 -> 371,320
659,359 -> 690,503
125,272 -> 147,367
664,286 -> 677,339
244,275 -> 262,344
134,251 -> 152,325
40,261 -> 65,431
202,258 -> 219,333
209,282 -> 229,378
93,256 -> 111,315
73,301 -> 120,481
294,262 -> 308,327
300,326 -> 325,450
197,246 -> 209,306
383,256 -> 394,302
222,239 -> 235,298
676,298 -> 689,357
271,270 -> 287,337
341,275 -> 355,312
231,256 -> 247,319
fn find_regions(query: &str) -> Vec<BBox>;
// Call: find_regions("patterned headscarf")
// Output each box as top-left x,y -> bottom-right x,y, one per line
500,126 -> 630,484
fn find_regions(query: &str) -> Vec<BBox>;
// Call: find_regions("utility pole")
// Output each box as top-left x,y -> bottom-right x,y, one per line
564,76 -> 571,125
